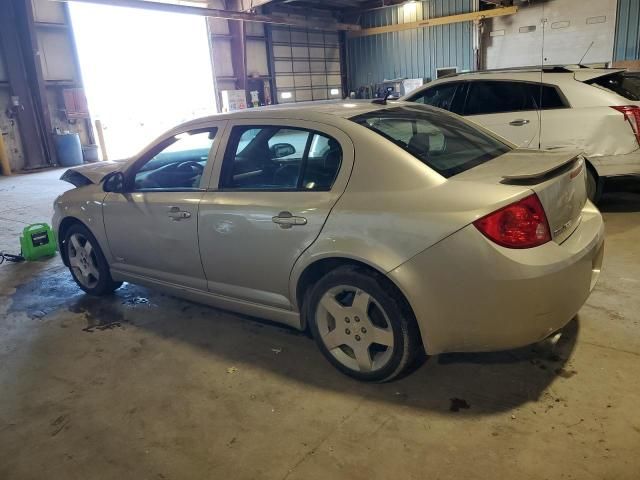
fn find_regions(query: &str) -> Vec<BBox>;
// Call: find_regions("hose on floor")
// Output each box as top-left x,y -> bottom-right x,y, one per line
0,251 -> 25,264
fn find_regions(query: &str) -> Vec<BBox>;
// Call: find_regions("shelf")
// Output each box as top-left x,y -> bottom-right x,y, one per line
45,80 -> 78,87
34,22 -> 69,29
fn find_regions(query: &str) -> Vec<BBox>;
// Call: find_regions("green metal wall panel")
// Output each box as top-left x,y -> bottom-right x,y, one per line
346,0 -> 476,90
614,0 -> 640,61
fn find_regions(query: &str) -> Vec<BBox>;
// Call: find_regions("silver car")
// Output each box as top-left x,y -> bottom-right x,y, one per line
53,101 -> 605,381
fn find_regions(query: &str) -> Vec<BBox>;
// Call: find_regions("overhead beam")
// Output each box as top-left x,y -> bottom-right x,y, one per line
58,0 -> 361,31
343,0 -> 406,14
239,0 -> 277,11
347,5 -> 518,38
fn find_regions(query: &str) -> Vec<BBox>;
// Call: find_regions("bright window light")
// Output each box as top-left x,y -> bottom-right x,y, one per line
403,0 -> 417,15
281,92 -> 293,99
330,88 -> 340,96
69,3 -> 216,159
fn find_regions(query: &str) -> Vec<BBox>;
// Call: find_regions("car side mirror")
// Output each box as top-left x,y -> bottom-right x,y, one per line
103,171 -> 125,193
270,143 -> 296,158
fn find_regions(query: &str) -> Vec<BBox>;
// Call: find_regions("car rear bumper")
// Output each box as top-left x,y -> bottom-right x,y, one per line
590,150 -> 640,177
388,201 -> 605,355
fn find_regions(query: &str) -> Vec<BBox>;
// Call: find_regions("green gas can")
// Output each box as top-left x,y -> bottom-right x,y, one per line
19,223 -> 57,261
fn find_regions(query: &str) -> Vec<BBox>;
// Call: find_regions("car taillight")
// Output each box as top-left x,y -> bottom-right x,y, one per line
473,194 -> 551,249
611,105 -> 640,145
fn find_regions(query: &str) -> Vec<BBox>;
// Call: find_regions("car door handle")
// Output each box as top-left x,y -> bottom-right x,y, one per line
272,211 -> 307,229
509,119 -> 531,126
167,206 -> 191,220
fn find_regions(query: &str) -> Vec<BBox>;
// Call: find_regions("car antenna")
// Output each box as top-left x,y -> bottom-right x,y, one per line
578,41 -> 595,67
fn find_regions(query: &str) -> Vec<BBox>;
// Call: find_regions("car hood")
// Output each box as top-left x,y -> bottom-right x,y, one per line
60,159 -> 128,186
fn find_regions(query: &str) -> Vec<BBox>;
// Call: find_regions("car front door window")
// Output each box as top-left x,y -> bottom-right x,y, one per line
411,83 -> 464,114
133,129 -> 217,191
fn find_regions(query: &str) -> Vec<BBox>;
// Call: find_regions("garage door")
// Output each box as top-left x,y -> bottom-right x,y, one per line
269,26 -> 343,103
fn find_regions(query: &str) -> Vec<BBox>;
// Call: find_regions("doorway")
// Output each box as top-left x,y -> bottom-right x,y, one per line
69,3 -> 217,160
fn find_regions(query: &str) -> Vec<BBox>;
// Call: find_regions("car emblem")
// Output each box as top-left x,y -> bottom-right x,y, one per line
553,219 -> 573,237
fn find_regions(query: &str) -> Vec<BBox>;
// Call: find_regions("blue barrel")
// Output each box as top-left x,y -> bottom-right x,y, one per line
54,133 -> 83,167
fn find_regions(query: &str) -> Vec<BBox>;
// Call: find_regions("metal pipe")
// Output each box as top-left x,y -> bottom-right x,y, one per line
57,0 -> 361,31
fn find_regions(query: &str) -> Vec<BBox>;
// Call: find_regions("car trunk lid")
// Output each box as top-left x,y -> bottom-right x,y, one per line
455,149 -> 587,244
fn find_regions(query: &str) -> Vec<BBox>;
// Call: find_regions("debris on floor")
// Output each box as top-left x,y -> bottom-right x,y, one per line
449,398 -> 471,412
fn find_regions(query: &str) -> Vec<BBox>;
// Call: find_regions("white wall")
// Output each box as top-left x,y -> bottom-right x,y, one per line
483,0 -> 617,69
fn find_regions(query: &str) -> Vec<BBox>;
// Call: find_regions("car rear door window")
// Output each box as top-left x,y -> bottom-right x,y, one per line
526,84 -> 568,109
409,82 -> 465,114
352,105 -> 511,178
220,126 -> 342,191
465,81 -> 537,115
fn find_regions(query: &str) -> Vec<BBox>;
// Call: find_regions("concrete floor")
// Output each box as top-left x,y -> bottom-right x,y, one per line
1,169 -> 639,479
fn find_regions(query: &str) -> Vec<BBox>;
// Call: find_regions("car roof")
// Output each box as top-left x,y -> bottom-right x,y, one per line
171,100 -> 427,133
186,100 -> 388,123
417,67 -> 625,87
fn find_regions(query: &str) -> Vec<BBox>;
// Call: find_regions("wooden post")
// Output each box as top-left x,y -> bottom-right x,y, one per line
95,120 -> 108,161
0,133 -> 12,176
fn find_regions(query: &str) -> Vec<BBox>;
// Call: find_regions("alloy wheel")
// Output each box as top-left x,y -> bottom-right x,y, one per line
315,285 -> 395,373
67,233 -> 100,289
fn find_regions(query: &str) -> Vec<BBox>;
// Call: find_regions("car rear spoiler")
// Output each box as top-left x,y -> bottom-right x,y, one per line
499,149 -> 582,184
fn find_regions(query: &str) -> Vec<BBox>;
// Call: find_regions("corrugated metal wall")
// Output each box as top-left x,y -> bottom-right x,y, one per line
346,0 -> 476,90
614,0 -> 640,61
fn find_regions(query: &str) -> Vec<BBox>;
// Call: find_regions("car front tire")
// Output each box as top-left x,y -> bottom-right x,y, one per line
306,265 -> 421,382
64,223 -> 122,296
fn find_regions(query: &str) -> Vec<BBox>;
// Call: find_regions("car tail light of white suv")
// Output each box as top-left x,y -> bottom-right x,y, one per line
611,106 -> 640,145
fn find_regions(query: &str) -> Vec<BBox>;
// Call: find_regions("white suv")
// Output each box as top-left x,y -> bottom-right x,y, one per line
402,67 -> 640,200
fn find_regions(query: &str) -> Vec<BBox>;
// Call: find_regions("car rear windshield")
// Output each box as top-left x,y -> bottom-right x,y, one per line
351,105 -> 512,178
587,72 -> 640,101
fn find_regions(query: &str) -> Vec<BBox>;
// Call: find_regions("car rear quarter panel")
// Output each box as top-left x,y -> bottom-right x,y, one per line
389,202 -> 604,354
289,125 -> 531,310
539,105 -> 640,158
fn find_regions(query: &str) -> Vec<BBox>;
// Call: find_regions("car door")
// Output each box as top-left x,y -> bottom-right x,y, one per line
198,119 -> 354,310
529,83 -> 574,150
102,122 -> 226,290
463,80 -> 541,148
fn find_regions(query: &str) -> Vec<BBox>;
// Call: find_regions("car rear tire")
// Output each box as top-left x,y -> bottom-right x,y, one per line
65,223 -> 122,296
306,265 -> 420,382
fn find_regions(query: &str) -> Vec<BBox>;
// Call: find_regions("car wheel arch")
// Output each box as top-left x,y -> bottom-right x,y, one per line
582,157 -> 602,203
57,217 -> 92,266
294,257 -> 424,349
